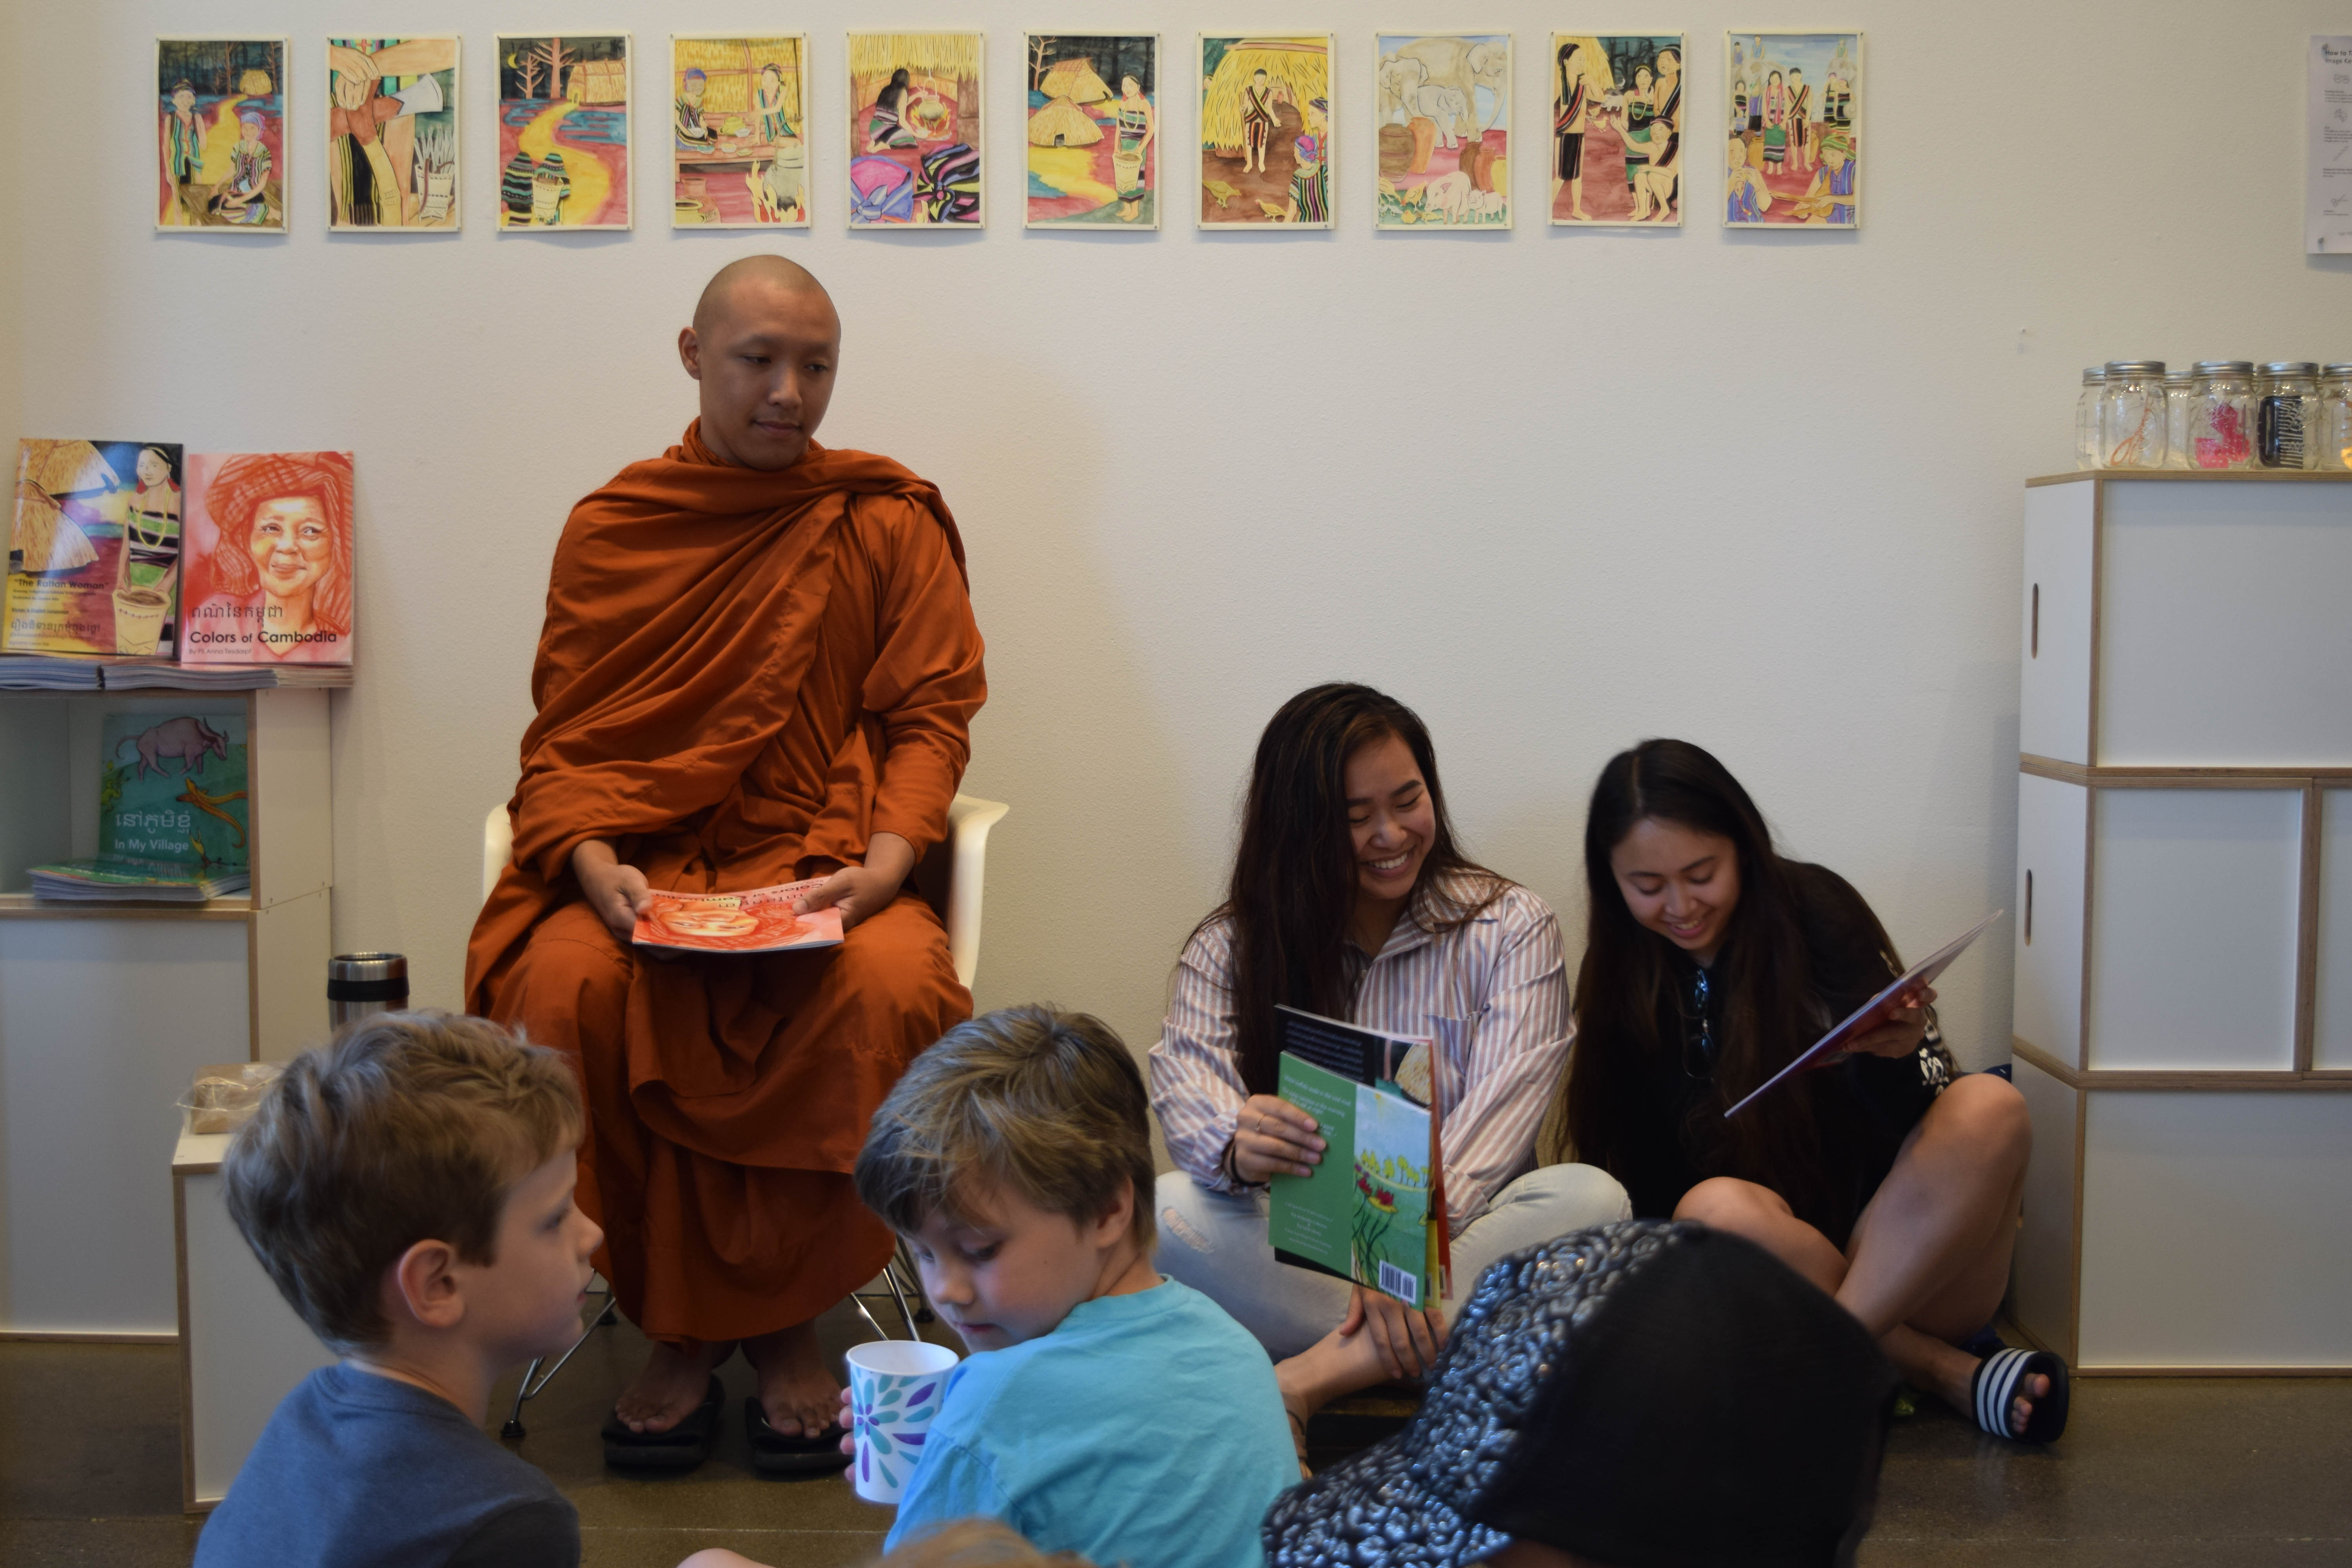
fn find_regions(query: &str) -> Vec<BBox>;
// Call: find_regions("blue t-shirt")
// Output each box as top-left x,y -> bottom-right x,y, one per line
885,1278 -> 1298,1568
193,1362 -> 577,1568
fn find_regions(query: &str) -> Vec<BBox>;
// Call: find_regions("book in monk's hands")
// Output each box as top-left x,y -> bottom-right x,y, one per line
631,879 -> 846,955
1723,908 -> 2005,1118
1265,1005 -> 1452,1308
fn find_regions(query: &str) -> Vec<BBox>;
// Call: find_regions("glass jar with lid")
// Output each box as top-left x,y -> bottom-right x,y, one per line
2162,370 -> 2196,469
2074,368 -> 2104,470
2254,361 -> 2318,469
2187,361 -> 2254,470
2098,361 -> 2166,468
2317,364 -> 2352,472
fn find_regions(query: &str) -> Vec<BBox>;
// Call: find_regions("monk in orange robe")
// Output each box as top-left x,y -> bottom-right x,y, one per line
465,256 -> 985,1456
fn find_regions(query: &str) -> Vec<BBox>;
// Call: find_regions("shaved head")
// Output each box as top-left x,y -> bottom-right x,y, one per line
692,254 -> 836,338
680,256 -> 841,470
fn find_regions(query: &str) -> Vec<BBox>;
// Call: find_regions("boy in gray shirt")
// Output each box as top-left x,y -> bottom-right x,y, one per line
194,1014 -> 600,1568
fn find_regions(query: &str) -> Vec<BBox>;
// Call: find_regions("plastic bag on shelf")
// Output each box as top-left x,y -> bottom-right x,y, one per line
179,1061 -> 285,1135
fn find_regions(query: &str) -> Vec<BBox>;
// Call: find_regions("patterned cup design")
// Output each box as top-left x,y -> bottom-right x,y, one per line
846,1339 -> 960,1504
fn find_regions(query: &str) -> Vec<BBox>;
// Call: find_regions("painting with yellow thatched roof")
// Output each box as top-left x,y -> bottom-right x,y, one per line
1027,34 -> 1158,227
496,35 -> 633,229
1198,35 -> 1332,228
156,38 -> 287,231
673,34 -> 809,227
1376,34 -> 1511,229
848,31 -> 984,227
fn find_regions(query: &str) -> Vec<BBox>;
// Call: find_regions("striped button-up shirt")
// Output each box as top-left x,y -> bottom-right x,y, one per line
1147,875 -> 1573,1230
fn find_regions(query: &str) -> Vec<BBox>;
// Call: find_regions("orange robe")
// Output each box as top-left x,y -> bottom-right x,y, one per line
465,422 -> 986,1343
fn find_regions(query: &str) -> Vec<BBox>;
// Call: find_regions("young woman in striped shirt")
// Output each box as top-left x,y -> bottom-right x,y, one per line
1539,738 -> 2066,1443
1148,684 -> 1628,1454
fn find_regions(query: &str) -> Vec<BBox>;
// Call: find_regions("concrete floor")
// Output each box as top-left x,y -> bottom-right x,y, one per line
4,1303 -> 2349,1567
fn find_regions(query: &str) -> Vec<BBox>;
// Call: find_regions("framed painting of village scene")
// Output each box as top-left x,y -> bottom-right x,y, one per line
1549,34 -> 1683,225
847,32 -> 984,227
1198,34 -> 1332,228
672,35 -> 809,227
495,34 -> 633,230
1376,33 -> 1510,228
156,38 -> 288,231
327,37 -> 460,230
1025,34 -> 1159,228
1724,31 -> 1860,228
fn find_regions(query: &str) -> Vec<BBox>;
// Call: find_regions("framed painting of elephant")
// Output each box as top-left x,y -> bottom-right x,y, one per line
1550,33 -> 1684,225
1376,32 -> 1510,228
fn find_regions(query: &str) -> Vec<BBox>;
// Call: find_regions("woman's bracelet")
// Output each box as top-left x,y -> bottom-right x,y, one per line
1220,1135 -> 1250,1188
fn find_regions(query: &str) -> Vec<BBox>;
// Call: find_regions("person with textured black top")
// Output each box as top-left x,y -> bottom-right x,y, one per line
1535,739 -> 2069,1445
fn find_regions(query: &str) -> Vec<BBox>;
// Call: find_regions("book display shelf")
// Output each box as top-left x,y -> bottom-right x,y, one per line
0,682 -> 335,1339
2009,472 -> 2352,1374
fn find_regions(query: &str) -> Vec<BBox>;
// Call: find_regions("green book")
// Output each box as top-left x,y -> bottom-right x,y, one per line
100,710 -> 249,869
1266,1008 -> 1443,1307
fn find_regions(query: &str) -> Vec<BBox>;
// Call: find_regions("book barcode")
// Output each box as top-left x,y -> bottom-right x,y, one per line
1377,1260 -> 1416,1302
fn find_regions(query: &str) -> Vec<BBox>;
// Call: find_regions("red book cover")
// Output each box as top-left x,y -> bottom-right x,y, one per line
632,880 -> 845,954
181,451 -> 355,666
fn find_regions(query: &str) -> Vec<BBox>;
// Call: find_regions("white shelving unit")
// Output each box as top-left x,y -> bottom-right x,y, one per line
2009,471 -> 2352,1374
0,684 -> 335,1339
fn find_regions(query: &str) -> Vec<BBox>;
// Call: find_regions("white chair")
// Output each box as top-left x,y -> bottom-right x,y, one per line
482,792 -> 1010,988
482,792 -> 1010,1435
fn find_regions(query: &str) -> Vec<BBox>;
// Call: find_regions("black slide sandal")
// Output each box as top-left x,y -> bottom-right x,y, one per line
1970,1346 -> 2070,1443
600,1375 -> 724,1470
744,1396 -> 853,1475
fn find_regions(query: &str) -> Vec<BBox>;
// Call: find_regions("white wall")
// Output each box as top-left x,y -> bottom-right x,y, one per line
11,2 -> 2349,1074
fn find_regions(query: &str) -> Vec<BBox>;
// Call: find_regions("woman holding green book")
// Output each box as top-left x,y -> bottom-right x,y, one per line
1148,683 -> 1629,1459
1537,738 -> 2066,1444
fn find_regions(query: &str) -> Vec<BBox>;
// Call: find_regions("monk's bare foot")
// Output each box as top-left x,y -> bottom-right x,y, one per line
742,1319 -> 840,1437
615,1338 -> 733,1434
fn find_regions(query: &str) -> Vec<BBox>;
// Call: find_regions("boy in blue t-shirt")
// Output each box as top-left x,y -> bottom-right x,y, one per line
194,1014 -> 602,1568
693,1004 -> 1298,1568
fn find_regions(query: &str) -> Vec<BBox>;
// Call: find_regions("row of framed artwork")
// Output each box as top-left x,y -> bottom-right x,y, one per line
154,30 -> 1862,236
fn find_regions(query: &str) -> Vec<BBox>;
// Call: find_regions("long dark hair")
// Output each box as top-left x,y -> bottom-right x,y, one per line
1543,739 -> 1900,1235
1203,683 -> 1505,1096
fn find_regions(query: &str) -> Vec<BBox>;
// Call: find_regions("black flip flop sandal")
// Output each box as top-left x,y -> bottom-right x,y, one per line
744,1396 -> 853,1475
1970,1346 -> 2069,1443
600,1375 -> 724,1470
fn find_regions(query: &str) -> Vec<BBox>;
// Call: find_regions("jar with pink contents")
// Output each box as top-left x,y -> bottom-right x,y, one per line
2187,361 -> 2254,470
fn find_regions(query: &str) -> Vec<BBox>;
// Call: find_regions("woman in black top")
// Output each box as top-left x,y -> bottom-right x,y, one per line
1539,739 -> 2066,1442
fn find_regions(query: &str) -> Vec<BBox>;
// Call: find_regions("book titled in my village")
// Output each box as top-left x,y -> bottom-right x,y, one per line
29,710 -> 251,902
1265,1006 -> 1452,1308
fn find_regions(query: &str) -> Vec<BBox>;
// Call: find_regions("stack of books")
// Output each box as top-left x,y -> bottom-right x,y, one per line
23,709 -> 252,904
29,858 -> 250,902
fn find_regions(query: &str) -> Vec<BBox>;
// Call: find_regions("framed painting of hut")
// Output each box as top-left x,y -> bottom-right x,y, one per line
1376,33 -> 1510,228
1025,34 -> 1159,228
1548,34 -> 1683,226
672,35 -> 810,227
495,34 -> 633,230
1723,31 -> 1860,228
847,32 -> 984,227
327,37 -> 460,230
156,37 -> 289,231
1198,34 -> 1333,228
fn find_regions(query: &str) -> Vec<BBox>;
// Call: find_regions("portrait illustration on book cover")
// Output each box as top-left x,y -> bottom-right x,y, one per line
181,451 -> 356,667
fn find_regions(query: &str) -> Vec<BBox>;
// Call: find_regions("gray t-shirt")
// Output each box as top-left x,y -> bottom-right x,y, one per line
193,1362 -> 577,1568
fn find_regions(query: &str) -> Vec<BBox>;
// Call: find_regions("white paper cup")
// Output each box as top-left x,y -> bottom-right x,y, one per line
846,1339 -> 960,1504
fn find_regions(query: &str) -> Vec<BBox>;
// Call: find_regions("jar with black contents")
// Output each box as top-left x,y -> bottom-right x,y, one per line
2318,364 -> 2352,472
2254,362 -> 2318,470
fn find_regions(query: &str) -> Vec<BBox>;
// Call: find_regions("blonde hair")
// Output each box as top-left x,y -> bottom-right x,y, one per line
222,1011 -> 584,1351
875,1519 -> 1098,1567
855,1005 -> 1156,1251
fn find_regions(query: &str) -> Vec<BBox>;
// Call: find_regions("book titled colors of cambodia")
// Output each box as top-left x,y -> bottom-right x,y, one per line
632,879 -> 845,954
180,451 -> 356,666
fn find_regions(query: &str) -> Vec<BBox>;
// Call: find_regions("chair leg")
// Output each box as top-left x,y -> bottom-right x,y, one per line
499,1285 -> 617,1440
